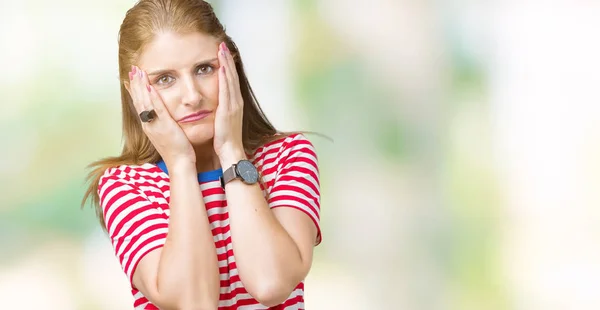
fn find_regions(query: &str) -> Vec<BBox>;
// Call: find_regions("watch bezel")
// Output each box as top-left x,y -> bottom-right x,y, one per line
235,159 -> 259,184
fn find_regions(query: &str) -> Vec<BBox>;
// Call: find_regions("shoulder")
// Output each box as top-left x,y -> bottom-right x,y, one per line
97,163 -> 165,196
252,133 -> 318,164
97,163 -> 168,233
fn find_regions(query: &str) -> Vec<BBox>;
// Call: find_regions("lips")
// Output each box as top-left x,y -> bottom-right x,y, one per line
178,110 -> 212,123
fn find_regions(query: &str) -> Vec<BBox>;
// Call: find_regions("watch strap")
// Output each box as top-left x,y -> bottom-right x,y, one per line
220,164 -> 238,188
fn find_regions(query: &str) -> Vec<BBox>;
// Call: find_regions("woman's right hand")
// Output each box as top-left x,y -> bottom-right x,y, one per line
127,65 -> 196,167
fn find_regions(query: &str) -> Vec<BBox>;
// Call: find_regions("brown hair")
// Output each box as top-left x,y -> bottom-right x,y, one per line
81,0 -> 288,229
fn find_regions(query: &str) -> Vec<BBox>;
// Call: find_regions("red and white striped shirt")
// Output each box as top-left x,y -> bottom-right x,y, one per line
98,134 -> 321,309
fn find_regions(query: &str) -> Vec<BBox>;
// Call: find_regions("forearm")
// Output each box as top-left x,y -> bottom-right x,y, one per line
157,160 -> 220,308
221,154 -> 305,303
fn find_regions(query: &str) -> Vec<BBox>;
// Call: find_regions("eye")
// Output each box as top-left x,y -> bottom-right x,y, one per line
197,64 -> 214,75
156,75 -> 174,85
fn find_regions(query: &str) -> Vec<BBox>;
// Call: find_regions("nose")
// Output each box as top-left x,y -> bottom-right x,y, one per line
180,76 -> 202,107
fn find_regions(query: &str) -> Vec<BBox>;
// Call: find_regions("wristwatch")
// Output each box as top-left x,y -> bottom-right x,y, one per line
220,159 -> 259,188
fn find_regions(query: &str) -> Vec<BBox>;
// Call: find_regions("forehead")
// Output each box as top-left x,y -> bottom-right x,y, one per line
138,31 -> 218,68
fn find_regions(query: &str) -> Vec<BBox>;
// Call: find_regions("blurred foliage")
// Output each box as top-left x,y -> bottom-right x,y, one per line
292,0 -> 407,162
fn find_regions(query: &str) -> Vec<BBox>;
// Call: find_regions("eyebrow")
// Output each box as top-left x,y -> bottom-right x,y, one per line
147,57 -> 219,76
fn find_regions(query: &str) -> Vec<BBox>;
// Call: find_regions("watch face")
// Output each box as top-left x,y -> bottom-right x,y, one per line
236,160 -> 259,184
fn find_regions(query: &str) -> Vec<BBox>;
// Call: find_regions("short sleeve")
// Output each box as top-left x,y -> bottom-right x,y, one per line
267,135 -> 322,245
98,168 -> 169,287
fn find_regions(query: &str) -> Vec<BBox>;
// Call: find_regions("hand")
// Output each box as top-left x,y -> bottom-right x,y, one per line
126,65 -> 196,167
214,42 -> 245,163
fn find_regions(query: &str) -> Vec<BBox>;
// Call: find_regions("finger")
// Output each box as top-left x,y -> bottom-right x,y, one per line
218,64 -> 230,110
136,67 -> 151,111
138,67 -> 158,117
146,83 -> 170,120
219,44 -> 238,108
218,45 -> 232,84
128,65 -> 144,114
132,68 -> 159,126
132,66 -> 147,115
139,69 -> 172,126
222,43 -> 239,85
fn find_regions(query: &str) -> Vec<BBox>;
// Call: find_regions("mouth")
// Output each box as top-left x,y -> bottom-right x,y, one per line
178,110 -> 212,123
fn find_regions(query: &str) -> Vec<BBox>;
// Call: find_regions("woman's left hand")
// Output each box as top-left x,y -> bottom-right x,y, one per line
214,41 -> 245,164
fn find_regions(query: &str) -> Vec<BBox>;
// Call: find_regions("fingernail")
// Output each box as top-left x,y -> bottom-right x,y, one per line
132,66 -> 137,74
222,43 -> 229,52
146,84 -> 151,92
129,72 -> 133,80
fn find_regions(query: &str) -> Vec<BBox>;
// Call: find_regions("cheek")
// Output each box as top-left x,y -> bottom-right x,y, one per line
203,77 -> 220,105
156,89 -> 179,114
210,77 -> 220,97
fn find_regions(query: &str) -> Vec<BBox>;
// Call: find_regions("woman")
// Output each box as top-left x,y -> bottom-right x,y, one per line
81,0 -> 321,309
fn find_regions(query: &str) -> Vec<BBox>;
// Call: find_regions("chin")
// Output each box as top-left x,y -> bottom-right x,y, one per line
184,125 -> 214,146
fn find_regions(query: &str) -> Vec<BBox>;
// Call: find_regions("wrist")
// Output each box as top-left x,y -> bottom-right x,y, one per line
165,157 -> 196,174
218,145 -> 246,168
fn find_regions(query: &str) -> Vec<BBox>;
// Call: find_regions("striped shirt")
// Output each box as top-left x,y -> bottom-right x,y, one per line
98,134 -> 321,309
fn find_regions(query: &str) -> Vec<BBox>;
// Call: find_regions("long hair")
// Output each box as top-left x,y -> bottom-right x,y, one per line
82,0 -> 286,229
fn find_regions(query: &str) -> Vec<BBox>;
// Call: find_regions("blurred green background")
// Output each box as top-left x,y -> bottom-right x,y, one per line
2,0 -> 600,309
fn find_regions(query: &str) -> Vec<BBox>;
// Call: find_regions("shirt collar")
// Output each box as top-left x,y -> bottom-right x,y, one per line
156,160 -> 223,183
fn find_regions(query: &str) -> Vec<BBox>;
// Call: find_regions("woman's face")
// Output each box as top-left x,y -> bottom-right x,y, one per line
137,31 -> 221,146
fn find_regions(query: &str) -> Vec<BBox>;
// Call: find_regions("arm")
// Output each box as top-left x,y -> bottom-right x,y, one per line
134,160 -> 220,309
213,43 -> 320,306
111,66 -> 220,309
101,161 -> 220,310
220,138 -> 320,307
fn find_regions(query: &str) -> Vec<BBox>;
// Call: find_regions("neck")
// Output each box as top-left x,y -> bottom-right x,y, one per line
193,139 -> 221,173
